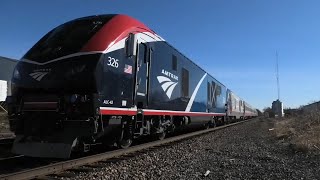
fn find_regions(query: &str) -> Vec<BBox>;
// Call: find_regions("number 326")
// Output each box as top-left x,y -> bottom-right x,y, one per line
107,57 -> 119,68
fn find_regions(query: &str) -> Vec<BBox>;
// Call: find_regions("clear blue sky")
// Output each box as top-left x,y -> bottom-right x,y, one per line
1,0 -> 319,110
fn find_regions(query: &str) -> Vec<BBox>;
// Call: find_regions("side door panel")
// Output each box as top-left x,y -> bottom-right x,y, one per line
134,35 -> 151,108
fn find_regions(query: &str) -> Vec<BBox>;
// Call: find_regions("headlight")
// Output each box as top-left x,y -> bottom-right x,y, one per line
70,94 -> 89,103
70,94 -> 79,103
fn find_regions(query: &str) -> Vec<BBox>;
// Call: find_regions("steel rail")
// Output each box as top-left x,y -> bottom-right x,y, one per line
0,155 -> 24,162
0,119 -> 251,180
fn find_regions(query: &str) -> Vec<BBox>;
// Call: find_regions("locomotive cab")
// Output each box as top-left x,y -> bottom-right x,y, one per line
8,14 -> 165,158
8,15 -> 119,158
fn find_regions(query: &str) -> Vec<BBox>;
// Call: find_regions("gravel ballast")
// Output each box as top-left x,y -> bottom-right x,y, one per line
58,118 -> 320,179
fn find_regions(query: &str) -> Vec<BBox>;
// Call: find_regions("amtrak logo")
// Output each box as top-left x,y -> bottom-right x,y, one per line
29,69 -> 51,81
157,75 -> 178,99
161,69 -> 178,81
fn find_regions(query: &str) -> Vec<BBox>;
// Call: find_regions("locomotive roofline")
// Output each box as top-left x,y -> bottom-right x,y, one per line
20,14 -> 163,65
19,14 -> 226,88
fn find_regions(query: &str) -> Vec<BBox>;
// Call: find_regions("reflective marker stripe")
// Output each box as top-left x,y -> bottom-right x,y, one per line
99,107 -> 225,117
143,109 -> 225,116
100,107 -> 137,115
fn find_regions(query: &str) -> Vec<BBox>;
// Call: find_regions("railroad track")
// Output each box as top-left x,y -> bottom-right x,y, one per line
0,119 -> 251,180
0,155 -> 24,162
0,133 -> 15,147
0,138 -> 14,146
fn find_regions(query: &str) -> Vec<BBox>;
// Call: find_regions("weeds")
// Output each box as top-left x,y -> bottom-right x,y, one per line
274,110 -> 320,154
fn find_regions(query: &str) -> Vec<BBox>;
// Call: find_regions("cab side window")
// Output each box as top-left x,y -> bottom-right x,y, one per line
181,68 -> 189,97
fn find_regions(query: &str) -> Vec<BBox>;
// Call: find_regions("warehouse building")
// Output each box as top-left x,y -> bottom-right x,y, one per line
302,101 -> 320,113
0,56 -> 18,110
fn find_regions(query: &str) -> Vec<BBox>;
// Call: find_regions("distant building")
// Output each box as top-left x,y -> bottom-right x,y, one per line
283,108 -> 302,117
302,101 -> 320,113
0,56 -> 18,102
272,99 -> 284,118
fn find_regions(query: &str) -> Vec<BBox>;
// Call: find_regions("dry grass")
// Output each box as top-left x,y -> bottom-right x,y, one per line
274,111 -> 320,154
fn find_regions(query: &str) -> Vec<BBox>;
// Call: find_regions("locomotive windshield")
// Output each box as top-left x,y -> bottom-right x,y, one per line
23,15 -> 115,63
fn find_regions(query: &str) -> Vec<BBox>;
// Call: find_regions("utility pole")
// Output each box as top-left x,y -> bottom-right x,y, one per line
276,51 -> 280,100
272,50 -> 284,118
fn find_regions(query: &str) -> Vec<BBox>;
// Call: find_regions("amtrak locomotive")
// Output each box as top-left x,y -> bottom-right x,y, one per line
7,14 -> 257,158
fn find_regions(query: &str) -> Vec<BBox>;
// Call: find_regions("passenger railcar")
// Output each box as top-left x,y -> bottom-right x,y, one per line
227,90 -> 245,120
244,102 -> 258,119
7,14 -> 257,158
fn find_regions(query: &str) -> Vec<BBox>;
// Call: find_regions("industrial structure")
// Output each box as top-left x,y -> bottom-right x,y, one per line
272,99 -> 284,118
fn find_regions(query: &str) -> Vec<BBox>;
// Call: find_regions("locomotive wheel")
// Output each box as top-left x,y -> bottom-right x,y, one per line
152,117 -> 168,140
210,118 -> 217,128
152,125 -> 166,140
204,122 -> 210,129
155,131 -> 166,140
117,138 -> 133,149
117,118 -> 133,149
205,118 -> 216,129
